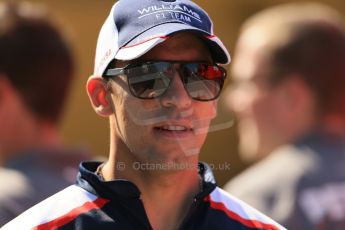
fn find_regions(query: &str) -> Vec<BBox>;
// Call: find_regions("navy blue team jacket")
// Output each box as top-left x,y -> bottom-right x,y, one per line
2,162 -> 286,230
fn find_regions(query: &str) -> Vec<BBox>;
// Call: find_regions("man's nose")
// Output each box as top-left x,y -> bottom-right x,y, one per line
225,85 -> 253,116
160,71 -> 192,109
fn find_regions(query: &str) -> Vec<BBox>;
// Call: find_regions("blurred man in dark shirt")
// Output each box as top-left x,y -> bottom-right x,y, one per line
0,1 -> 89,225
224,2 -> 345,229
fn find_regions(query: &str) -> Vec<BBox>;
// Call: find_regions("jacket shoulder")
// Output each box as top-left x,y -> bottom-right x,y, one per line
206,187 -> 287,230
2,185 -> 102,230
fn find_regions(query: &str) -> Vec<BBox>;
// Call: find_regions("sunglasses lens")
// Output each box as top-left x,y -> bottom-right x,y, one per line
127,62 -> 171,98
123,62 -> 224,100
183,63 -> 224,100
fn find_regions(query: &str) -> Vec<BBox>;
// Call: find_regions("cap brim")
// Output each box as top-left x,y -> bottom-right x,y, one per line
115,23 -> 230,64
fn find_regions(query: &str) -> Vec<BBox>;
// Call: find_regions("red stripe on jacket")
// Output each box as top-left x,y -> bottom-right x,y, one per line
205,196 -> 280,230
33,198 -> 109,230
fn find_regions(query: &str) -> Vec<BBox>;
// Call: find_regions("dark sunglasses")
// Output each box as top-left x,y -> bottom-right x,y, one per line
104,61 -> 227,101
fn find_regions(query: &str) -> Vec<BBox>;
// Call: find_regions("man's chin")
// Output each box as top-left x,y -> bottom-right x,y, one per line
238,134 -> 273,162
137,155 -> 199,173
238,140 -> 260,163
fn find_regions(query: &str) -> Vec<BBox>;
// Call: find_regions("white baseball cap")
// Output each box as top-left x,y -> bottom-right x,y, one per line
94,0 -> 231,76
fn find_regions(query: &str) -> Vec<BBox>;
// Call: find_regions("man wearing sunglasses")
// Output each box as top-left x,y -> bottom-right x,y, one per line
3,0 -> 285,229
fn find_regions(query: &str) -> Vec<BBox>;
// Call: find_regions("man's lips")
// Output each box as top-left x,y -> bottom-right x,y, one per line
153,123 -> 194,138
155,125 -> 192,131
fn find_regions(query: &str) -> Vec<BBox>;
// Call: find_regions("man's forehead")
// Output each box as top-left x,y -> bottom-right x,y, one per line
232,43 -> 264,81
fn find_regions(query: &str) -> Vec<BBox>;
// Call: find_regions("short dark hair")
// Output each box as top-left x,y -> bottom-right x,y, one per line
0,2 -> 74,123
241,3 -> 345,115
270,21 -> 345,115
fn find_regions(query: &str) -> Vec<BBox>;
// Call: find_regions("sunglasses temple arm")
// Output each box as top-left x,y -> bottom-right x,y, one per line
105,68 -> 124,77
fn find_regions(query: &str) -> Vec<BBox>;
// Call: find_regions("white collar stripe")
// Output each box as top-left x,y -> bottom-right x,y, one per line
208,188 -> 286,230
2,185 -> 104,230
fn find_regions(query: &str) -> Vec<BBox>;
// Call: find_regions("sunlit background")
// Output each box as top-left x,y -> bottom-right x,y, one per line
23,0 -> 345,186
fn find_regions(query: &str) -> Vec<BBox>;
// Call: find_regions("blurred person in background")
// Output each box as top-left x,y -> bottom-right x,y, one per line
2,0 -> 286,229
224,2 -> 345,229
0,1 -> 90,226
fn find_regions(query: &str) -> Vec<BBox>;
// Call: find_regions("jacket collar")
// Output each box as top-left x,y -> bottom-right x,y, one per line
77,161 -> 217,200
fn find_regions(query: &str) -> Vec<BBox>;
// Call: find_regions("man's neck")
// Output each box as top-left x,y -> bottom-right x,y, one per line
138,169 -> 200,230
102,144 -> 201,230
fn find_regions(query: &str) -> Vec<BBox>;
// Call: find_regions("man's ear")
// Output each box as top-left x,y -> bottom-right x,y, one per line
274,74 -> 315,123
279,75 -> 313,110
86,75 -> 113,117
